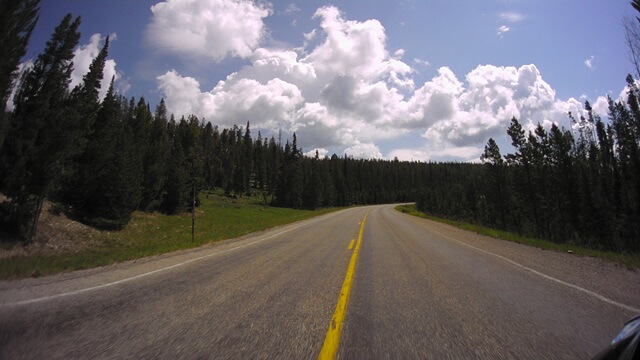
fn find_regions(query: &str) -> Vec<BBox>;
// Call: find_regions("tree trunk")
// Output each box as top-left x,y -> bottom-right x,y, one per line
28,194 -> 45,244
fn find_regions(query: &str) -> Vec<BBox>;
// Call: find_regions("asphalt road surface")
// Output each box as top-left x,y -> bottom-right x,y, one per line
1,204 -> 639,359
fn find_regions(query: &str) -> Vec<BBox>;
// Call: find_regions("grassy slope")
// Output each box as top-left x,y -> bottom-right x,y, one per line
396,204 -> 640,269
0,191 -> 340,279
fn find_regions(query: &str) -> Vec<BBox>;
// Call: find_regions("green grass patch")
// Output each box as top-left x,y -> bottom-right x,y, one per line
0,191 -> 342,279
395,204 -> 640,269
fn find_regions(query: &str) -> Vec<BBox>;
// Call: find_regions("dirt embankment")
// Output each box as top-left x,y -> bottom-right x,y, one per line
0,200 -> 107,259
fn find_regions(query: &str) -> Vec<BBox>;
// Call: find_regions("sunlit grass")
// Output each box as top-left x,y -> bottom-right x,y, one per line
396,204 -> 640,269
0,190 -> 341,279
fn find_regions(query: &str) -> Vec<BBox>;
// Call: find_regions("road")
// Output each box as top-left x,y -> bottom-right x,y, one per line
1,204 -> 639,359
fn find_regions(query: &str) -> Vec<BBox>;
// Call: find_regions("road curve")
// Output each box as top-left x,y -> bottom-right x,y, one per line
1,204 -> 639,359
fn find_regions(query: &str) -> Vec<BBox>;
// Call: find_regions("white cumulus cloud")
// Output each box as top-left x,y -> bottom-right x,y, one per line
146,0 -> 272,61
5,60 -> 34,112
304,148 -> 329,158
157,5 -> 596,162
345,142 -> 383,159
497,25 -> 510,36
413,58 -> 430,67
388,145 -> 484,163
584,55 -> 595,70
282,3 -> 300,15
499,12 -> 525,23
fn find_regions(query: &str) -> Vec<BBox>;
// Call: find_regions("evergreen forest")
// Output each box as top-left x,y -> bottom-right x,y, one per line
0,3 -> 639,255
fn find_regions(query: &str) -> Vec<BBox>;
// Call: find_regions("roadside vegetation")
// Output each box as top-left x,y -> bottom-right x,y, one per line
0,190 -> 340,279
396,204 -> 640,269
1,1 -> 639,277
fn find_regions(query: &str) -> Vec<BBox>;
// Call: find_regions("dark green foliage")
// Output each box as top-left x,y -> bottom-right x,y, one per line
0,13 -> 81,241
0,0 -> 40,114
275,137 -> 303,208
0,0 -> 40,152
418,96 -> 640,252
1,10 -> 637,258
74,81 -> 139,229
138,99 -> 169,211
57,35 -> 110,208
161,115 -> 203,214
480,138 -> 508,228
161,116 -> 188,214
242,122 -> 253,196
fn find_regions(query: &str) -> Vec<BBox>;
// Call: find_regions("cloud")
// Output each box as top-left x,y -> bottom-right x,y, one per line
5,60 -> 34,112
304,6 -> 410,81
157,5 -> 414,149
497,25 -> 510,36
282,3 -> 300,15
420,64 -> 565,146
157,5 -> 593,162
592,95 -> 609,117
158,69 -> 304,130
146,0 -> 272,61
413,58 -> 430,67
304,148 -> 329,158
584,55 -> 595,70
388,145 -> 484,163
499,12 -> 525,23
345,142 -> 383,159
69,33 -> 125,100
303,29 -> 317,42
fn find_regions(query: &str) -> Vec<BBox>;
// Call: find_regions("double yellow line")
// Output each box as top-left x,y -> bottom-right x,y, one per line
318,213 -> 368,360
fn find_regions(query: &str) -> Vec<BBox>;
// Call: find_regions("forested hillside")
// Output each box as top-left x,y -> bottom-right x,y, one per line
1,5 -> 639,256
0,12 -> 433,241
417,91 -> 640,252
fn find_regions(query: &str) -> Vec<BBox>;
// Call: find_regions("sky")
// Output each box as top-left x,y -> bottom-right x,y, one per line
18,0 -> 639,161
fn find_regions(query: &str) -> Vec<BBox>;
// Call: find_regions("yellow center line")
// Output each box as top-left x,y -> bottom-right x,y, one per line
347,239 -> 355,250
318,212 -> 369,360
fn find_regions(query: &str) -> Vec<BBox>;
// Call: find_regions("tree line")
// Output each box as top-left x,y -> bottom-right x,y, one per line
417,87 -> 640,252
0,9 -> 434,241
1,4 -> 639,255
415,1 -> 640,253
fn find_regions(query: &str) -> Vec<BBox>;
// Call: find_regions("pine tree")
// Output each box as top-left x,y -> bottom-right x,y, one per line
162,116 -> 189,214
58,35 -> 110,207
276,134 -> 303,207
184,115 -> 204,210
125,97 -> 152,210
253,131 -> 268,202
243,122 -> 253,196
480,138 -> 508,227
139,99 -> 170,211
76,79 -> 138,229
202,121 -> 216,189
0,14 -> 81,241
70,35 -> 108,131
0,0 -> 40,149
547,124 -> 578,241
161,116 -> 203,213
221,128 -> 235,195
266,136 -> 281,203
303,151 -> 323,209
505,117 -> 542,237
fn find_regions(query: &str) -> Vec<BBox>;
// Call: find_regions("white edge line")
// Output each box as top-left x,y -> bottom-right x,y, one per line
424,224 -> 640,314
2,215 -> 331,307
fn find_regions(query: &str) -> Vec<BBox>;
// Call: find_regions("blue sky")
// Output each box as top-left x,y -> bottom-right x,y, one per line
23,0 -> 638,161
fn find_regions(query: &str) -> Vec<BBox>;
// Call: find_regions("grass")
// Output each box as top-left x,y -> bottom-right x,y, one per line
0,190 -> 342,279
395,204 -> 640,269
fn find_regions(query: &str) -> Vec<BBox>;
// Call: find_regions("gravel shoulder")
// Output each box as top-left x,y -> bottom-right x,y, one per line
395,208 -> 640,311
